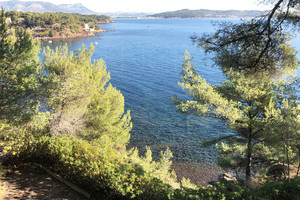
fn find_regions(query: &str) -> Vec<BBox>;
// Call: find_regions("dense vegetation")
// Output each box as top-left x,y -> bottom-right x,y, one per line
0,0 -> 300,199
0,9 -> 181,199
149,9 -> 266,19
4,11 -> 110,38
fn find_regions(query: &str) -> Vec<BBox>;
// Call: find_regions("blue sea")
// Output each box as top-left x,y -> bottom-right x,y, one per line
41,19 -> 300,164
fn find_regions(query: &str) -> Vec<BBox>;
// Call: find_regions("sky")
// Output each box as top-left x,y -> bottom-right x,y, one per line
2,0 -> 273,13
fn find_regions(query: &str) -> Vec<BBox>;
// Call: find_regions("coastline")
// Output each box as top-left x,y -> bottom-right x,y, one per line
35,29 -> 106,41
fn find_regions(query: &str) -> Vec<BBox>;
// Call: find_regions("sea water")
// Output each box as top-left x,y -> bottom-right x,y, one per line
41,19 -> 300,164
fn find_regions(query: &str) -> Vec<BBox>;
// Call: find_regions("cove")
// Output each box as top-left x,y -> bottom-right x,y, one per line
41,18 -> 300,165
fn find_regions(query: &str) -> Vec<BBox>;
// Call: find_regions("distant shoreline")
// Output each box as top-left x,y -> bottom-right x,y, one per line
113,17 -> 256,20
34,20 -> 114,41
36,29 -> 106,41
147,9 -> 267,19
139,16 -> 258,19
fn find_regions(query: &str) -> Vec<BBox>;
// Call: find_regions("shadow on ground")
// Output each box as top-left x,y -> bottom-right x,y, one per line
0,165 -> 87,200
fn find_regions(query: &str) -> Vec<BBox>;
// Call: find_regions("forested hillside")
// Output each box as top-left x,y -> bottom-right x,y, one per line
4,11 -> 110,38
149,9 -> 266,18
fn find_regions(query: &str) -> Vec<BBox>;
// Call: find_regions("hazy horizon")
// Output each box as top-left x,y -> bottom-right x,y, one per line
0,0 -> 272,13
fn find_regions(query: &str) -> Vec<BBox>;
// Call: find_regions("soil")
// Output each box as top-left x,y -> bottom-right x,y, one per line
0,165 -> 87,200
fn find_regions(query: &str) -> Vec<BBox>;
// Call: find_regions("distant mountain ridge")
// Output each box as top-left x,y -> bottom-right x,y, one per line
0,1 -> 96,14
149,9 -> 267,18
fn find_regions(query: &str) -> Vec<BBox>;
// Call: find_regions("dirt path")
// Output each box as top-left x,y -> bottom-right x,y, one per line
0,165 -> 87,200
0,162 -> 224,199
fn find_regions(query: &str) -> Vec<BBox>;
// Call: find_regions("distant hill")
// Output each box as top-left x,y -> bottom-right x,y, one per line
149,9 -> 267,18
0,1 -> 96,14
56,3 -> 95,14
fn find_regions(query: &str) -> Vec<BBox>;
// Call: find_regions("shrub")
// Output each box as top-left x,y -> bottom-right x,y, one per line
255,177 -> 300,200
2,130 -> 178,199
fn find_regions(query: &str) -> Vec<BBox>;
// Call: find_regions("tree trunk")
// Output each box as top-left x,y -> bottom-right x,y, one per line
245,131 -> 252,185
286,144 -> 290,179
297,148 -> 300,176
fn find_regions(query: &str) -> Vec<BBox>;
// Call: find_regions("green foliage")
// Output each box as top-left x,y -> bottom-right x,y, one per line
190,20 -> 298,78
173,177 -> 300,200
48,30 -> 57,37
43,44 -> 108,135
41,44 -> 132,145
0,9 -> 42,126
128,147 -> 179,188
150,9 -> 264,18
172,51 -> 299,183
0,164 -> 5,196
0,9 -> 179,199
2,5 -> 300,200
173,180 -> 253,200
4,11 -> 109,37
84,84 -> 132,145
263,99 -> 300,178
255,177 -> 300,200
189,0 -> 300,78
261,0 -> 300,28
181,0 -> 300,185
1,130 -> 178,199
2,117 -> 300,199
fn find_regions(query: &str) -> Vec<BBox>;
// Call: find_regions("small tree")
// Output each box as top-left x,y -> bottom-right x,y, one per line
0,9 -> 42,126
42,44 -> 132,147
0,9 -> 132,148
263,99 -> 300,178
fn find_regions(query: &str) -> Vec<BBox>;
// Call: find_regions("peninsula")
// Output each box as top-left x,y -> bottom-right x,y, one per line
4,11 -> 111,40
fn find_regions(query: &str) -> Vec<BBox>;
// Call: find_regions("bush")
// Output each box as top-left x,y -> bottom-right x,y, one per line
173,180 -> 253,200
2,130 -> 178,199
49,30 -> 57,37
4,128 -> 299,200
255,177 -> 300,200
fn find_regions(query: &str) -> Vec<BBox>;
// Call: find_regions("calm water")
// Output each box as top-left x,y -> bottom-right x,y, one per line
42,19 -> 300,163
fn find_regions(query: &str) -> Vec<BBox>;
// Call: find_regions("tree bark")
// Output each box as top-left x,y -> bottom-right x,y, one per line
286,144 -> 290,179
245,130 -> 252,185
297,149 -> 300,176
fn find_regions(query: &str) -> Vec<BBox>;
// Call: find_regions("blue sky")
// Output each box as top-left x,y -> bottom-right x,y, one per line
2,0 -> 272,13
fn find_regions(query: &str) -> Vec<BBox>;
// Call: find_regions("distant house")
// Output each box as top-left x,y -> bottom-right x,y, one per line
84,23 -> 89,31
84,23 -> 95,32
5,18 -> 12,24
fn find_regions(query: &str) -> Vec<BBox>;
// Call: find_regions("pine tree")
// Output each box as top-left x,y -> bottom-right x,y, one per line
0,9 -> 42,126
176,0 -> 300,184
42,44 -> 132,146
172,51 -> 299,184
0,9 -> 132,147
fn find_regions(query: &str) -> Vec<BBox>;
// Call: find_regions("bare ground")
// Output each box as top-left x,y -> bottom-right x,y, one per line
0,162 -> 224,200
0,165 -> 87,200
